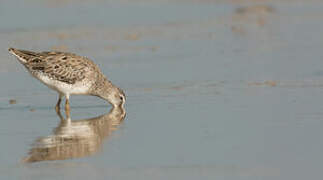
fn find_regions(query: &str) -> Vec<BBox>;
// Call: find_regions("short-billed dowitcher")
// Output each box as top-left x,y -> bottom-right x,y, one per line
9,48 -> 125,113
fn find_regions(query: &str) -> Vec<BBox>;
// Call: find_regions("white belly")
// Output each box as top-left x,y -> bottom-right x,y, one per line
36,74 -> 90,95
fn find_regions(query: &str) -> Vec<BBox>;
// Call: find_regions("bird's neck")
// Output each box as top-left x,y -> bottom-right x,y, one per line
90,75 -> 116,102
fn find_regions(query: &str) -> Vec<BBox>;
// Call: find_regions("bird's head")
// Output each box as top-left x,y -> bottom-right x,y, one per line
100,87 -> 126,108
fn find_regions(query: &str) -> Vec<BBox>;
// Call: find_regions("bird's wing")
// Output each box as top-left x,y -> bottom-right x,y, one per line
38,51 -> 92,84
10,48 -> 93,84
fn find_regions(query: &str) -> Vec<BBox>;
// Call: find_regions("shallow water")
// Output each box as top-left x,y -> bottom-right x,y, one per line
1,0 -> 323,179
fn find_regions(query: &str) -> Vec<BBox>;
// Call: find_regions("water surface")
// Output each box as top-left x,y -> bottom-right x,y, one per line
1,0 -> 323,179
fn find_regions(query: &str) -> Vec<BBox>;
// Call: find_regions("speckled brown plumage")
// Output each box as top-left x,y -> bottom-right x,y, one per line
10,49 -> 97,84
9,48 -> 126,111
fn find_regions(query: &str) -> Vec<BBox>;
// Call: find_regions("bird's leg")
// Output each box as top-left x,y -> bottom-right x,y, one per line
55,105 -> 64,122
55,104 -> 71,126
65,94 -> 70,118
55,94 -> 63,113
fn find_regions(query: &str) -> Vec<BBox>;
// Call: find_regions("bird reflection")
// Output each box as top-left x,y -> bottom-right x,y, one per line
23,106 -> 126,163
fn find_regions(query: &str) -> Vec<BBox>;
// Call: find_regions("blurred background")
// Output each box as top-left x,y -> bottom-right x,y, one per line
1,0 -> 323,179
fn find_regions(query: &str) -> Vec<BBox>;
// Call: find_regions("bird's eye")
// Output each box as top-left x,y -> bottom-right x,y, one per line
120,96 -> 124,100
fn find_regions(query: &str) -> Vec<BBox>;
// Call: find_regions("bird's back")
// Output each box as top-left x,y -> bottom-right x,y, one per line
9,48 -> 99,85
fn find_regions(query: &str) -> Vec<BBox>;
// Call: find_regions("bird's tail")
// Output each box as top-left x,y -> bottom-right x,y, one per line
8,48 -> 37,64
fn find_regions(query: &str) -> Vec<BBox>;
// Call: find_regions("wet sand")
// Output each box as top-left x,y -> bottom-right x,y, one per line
1,0 -> 323,179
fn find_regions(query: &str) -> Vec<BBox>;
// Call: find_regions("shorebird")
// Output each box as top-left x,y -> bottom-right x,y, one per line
8,48 -> 125,113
